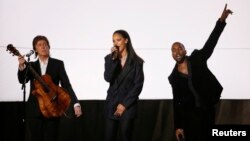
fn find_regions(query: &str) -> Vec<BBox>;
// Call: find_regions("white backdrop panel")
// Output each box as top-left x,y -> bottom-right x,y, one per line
1,0 -> 250,101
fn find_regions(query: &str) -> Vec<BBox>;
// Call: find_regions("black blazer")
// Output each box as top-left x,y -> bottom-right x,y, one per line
104,54 -> 144,120
168,20 -> 226,129
18,57 -> 78,118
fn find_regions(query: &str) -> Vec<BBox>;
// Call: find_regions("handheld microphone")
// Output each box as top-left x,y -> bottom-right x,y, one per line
111,46 -> 119,60
25,50 -> 35,57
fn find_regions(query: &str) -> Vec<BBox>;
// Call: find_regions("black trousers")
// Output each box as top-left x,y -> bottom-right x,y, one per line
26,117 -> 60,141
105,118 -> 134,141
183,107 -> 215,141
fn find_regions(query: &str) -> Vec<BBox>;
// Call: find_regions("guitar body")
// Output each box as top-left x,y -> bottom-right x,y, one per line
32,74 -> 71,118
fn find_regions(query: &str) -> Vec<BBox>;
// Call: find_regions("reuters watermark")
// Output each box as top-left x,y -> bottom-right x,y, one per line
212,129 -> 246,136
210,125 -> 249,140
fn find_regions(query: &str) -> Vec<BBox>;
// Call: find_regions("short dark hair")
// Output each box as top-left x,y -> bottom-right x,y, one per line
172,42 -> 185,49
32,35 -> 50,57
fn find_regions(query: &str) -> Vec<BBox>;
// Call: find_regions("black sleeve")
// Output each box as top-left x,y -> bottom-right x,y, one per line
169,76 -> 184,130
199,19 -> 226,60
17,63 -> 33,84
59,61 -> 78,104
173,92 -> 184,130
104,54 -> 119,83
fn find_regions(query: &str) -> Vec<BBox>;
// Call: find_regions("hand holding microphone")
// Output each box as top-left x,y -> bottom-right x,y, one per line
7,44 -> 35,68
18,50 -> 34,69
18,55 -> 26,68
111,46 -> 119,60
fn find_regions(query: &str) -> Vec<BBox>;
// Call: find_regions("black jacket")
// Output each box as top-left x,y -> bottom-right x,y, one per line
104,54 -> 144,120
18,57 -> 78,118
168,20 -> 226,129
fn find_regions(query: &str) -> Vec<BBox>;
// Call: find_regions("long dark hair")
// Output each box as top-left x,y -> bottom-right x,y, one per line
113,30 -> 144,63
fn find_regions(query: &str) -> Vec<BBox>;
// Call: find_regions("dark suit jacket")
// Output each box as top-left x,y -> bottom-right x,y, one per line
104,54 -> 144,120
18,57 -> 78,118
168,20 -> 226,129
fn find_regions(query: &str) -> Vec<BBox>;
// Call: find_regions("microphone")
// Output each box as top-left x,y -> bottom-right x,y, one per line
25,50 -> 34,57
111,46 -> 119,60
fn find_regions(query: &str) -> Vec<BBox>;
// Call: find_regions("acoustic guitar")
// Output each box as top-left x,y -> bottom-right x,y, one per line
7,44 -> 71,118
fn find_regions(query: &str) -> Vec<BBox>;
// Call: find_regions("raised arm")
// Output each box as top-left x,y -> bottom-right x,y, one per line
199,4 -> 233,60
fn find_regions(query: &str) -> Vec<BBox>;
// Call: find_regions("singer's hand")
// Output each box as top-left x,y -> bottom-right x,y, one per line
176,128 -> 184,141
220,4 -> 233,22
111,46 -> 118,53
114,104 -> 126,117
111,46 -> 119,60
18,55 -> 26,70
74,105 -> 82,118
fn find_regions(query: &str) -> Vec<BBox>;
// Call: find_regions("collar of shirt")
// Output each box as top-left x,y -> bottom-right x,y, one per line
39,58 -> 49,75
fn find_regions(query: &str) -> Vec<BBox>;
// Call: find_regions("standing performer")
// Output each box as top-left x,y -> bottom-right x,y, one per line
104,30 -> 144,141
17,35 -> 82,141
168,4 -> 232,141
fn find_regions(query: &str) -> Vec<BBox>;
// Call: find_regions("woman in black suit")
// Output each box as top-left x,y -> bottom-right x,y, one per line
17,35 -> 82,141
104,30 -> 144,141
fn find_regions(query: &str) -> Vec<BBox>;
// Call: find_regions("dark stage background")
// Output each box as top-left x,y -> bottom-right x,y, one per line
1,100 -> 250,141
